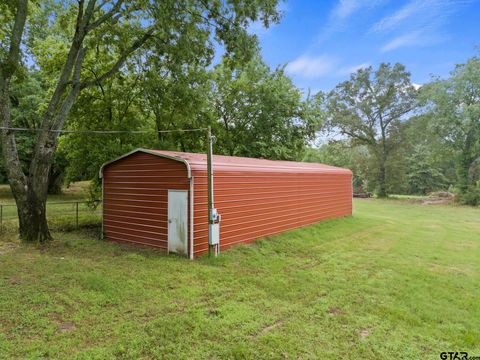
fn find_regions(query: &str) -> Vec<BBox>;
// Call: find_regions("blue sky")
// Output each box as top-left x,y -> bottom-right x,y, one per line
250,0 -> 480,92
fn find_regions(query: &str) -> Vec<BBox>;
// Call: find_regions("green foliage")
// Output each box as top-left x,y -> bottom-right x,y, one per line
325,63 -> 417,197
211,56 -> 321,160
58,72 -> 157,184
142,56 -> 213,152
1,0 -> 284,240
0,72 -> 43,178
420,56 -> 480,195
0,70 -> 67,192
405,145 -> 447,194
303,141 -> 369,188
403,114 -> 458,186
458,186 -> 480,206
5,0 -> 295,192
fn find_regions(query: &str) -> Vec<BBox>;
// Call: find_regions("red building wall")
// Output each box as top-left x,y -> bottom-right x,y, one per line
102,152 -> 190,252
191,167 -> 352,257
102,150 -> 352,258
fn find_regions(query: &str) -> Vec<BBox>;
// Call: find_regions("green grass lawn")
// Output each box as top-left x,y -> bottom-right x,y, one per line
0,199 -> 479,359
0,181 -> 92,204
0,181 -> 100,232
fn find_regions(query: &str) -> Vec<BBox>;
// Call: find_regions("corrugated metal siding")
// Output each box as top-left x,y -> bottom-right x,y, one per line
102,152 -> 190,252
102,149 -> 352,258
192,169 -> 352,257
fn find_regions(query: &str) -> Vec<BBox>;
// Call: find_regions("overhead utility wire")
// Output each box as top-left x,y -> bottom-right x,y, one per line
0,127 -> 208,134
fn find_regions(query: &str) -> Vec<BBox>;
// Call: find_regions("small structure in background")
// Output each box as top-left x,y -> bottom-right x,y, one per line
100,149 -> 353,259
353,186 -> 373,198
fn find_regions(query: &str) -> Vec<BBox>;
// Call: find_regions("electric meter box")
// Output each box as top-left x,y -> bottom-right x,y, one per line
209,223 -> 220,245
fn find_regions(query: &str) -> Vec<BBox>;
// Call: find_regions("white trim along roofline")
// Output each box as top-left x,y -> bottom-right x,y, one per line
99,148 -> 192,178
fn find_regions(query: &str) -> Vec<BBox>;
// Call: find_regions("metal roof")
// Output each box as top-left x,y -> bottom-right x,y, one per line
148,149 -> 352,175
100,148 -> 352,176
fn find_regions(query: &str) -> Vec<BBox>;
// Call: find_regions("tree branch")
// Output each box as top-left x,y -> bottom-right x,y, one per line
80,27 -> 155,89
83,0 -> 99,27
0,0 -> 28,81
0,0 -> 28,194
40,0 -> 89,127
87,0 -> 124,32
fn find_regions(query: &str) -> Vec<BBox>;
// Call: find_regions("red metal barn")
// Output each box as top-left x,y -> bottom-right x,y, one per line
100,149 -> 352,259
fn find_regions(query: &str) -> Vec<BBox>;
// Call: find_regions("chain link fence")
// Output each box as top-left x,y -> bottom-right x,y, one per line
0,200 -> 102,233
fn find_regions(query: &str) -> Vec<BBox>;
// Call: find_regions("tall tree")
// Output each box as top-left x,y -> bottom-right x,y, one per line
0,0 -> 280,243
143,62 -> 212,153
420,56 -> 480,204
405,144 -> 447,195
303,140 -> 370,189
325,63 -> 417,197
58,68 -> 156,184
211,56 -> 321,160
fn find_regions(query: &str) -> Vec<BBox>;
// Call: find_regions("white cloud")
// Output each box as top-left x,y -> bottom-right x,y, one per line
332,0 -> 363,19
286,55 -> 339,78
371,0 -> 471,33
380,32 -> 421,52
316,0 -> 386,43
412,83 -> 423,90
332,0 -> 385,20
371,0 -> 429,33
372,0 -> 469,52
338,62 -> 371,76
380,31 -> 442,52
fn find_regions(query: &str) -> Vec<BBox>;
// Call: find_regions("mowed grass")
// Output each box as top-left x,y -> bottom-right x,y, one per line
0,200 -> 479,359
0,182 -> 100,231
0,181 -> 92,204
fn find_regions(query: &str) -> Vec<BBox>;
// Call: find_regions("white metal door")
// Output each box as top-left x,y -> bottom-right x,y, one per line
168,190 -> 188,255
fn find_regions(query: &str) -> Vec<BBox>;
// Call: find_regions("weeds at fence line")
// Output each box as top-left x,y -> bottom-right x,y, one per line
0,200 -> 102,235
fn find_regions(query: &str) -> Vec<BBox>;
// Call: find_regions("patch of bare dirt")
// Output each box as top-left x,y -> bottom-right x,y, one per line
429,191 -> 455,198
421,192 -> 456,206
428,263 -> 474,276
0,242 -> 19,255
327,307 -> 344,317
359,328 -> 370,339
56,322 -> 76,334
9,275 -> 22,285
254,320 -> 284,338
421,198 -> 452,205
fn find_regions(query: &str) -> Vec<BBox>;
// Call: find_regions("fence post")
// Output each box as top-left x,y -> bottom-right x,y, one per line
75,202 -> 79,228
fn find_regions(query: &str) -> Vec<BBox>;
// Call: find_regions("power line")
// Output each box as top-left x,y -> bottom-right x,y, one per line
0,127 -> 208,134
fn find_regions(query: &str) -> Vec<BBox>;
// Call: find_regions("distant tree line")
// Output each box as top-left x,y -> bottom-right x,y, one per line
307,56 -> 480,205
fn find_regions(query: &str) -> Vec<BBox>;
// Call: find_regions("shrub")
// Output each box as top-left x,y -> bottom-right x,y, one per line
457,186 -> 480,206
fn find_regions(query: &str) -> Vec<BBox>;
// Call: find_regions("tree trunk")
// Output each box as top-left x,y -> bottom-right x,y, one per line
457,152 -> 474,193
377,127 -> 389,198
16,187 -> 51,243
376,140 -> 388,198
0,0 -> 151,243
377,160 -> 387,198
48,166 -> 64,195
457,133 -> 475,193
12,135 -> 54,243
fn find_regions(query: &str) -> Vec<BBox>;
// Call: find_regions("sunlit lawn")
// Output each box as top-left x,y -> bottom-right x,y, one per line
0,199 -> 479,359
0,181 -> 100,231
